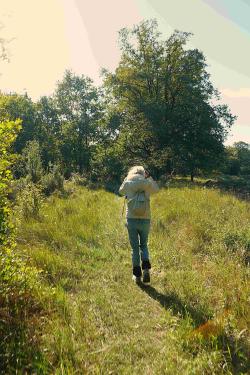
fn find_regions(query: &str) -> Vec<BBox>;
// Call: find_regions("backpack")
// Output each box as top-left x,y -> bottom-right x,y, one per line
127,191 -> 148,216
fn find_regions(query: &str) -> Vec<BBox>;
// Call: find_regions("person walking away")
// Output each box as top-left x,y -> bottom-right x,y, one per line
119,166 -> 159,284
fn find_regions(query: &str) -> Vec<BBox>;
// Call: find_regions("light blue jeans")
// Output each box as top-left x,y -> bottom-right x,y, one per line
126,218 -> 151,267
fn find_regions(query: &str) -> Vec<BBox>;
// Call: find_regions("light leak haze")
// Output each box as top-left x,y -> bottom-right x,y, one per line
0,0 -> 249,145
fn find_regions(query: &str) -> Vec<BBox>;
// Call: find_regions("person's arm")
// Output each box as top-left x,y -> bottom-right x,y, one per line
144,176 -> 159,194
144,170 -> 159,194
128,176 -> 159,194
119,179 -> 127,196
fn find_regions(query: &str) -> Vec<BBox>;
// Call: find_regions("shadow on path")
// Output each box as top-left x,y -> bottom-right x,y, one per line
138,283 -> 210,327
137,283 -> 250,373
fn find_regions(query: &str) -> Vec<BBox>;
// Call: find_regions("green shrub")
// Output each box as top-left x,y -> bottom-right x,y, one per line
40,164 -> 64,196
22,140 -> 44,183
0,244 -> 51,373
15,182 -> 44,220
69,172 -> 88,186
0,120 -> 21,246
0,120 -> 50,373
9,176 -> 29,201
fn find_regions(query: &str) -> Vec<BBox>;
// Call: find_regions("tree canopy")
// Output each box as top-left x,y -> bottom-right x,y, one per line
103,20 -> 236,179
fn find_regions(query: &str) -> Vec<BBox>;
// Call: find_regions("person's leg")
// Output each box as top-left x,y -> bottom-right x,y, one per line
127,219 -> 142,278
138,219 -> 151,283
138,219 -> 151,264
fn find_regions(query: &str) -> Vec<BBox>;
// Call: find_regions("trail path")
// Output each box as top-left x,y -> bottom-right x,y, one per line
68,249 -> 174,374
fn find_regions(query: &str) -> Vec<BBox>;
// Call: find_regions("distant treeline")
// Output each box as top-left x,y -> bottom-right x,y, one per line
1,20 -> 249,186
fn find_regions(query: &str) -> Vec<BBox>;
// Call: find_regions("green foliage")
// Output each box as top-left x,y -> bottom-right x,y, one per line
35,95 -> 61,168
15,182 -> 44,220
0,119 -> 21,245
90,142 -> 125,183
223,142 -> 250,176
0,119 -> 50,373
234,142 -> 250,172
0,244 -> 51,373
54,70 -> 103,175
217,175 -> 250,201
69,172 -> 88,186
103,19 -> 236,179
22,139 -> 44,183
0,92 -> 37,153
40,163 -> 64,196
223,146 -> 241,175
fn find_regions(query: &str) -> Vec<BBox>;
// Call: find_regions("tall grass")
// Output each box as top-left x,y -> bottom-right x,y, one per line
15,181 -> 250,374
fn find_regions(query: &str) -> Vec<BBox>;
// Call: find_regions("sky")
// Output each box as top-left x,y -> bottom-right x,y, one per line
0,0 -> 249,145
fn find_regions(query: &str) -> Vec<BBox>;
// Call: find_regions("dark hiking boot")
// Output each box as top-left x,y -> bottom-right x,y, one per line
132,266 -> 142,283
142,260 -> 151,270
142,269 -> 150,283
132,275 -> 142,284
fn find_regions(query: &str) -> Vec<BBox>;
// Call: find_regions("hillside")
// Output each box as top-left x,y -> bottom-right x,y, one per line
11,182 -> 250,374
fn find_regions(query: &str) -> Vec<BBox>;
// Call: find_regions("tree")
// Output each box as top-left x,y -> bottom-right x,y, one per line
223,146 -> 240,175
103,20 -> 236,179
22,140 -> 44,183
0,93 -> 37,153
35,96 -> 61,168
233,142 -> 250,175
53,70 -> 103,174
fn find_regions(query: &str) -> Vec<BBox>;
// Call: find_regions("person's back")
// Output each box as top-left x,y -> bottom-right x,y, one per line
119,173 -> 159,219
119,166 -> 159,284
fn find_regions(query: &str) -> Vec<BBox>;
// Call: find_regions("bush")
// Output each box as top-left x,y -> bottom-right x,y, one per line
0,245 -> 50,373
0,120 -> 49,372
40,164 -> 64,196
69,172 -> 88,186
22,140 -> 44,183
0,120 -> 22,246
15,182 -> 44,220
9,176 -> 29,201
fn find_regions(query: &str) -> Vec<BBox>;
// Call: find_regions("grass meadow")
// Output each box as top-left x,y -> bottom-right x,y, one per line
11,180 -> 250,374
